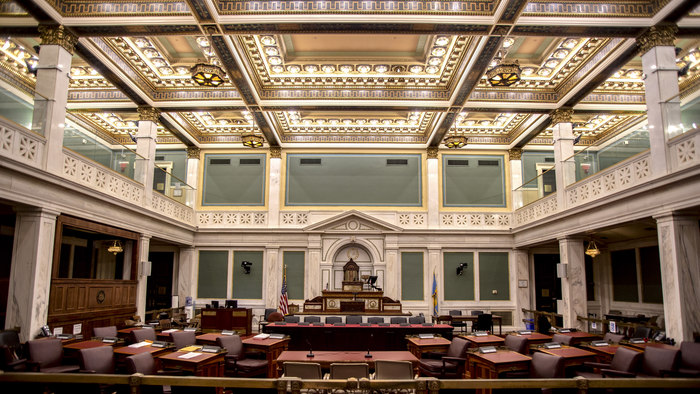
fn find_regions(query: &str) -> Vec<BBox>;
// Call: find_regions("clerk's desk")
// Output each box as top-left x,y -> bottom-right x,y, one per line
433,315 -> 503,335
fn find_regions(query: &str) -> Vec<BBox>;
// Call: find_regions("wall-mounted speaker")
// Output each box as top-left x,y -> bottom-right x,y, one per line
140,260 -> 152,277
556,263 -> 568,279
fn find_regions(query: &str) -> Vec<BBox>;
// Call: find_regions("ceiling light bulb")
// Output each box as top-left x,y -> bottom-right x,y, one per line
287,65 -> 301,73
431,47 -> 447,57
151,58 -> 167,67
426,66 -> 439,74
143,49 -> 159,58
134,38 -> 150,48
322,64 -> 336,73
428,57 -> 442,66
265,47 -> 279,56
195,37 -> 210,47
357,64 -> 371,73
339,64 -> 354,73
553,49 -> 569,59
304,64 -> 318,72
374,65 -> 389,73
435,36 -> 450,46
271,65 -> 284,73
409,65 -> 424,73
562,38 -> 578,49
521,67 -> 535,76
545,58 -> 560,68
502,38 -> 515,48
260,36 -> 276,46
268,57 -> 283,65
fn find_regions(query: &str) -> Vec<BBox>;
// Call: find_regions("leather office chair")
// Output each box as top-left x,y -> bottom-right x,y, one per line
408,316 -> 424,324
92,326 -> 117,338
171,331 -> 196,350
216,335 -> 268,377
505,334 -> 529,355
126,353 -> 164,394
78,346 -> 115,374
602,332 -> 625,343
662,341 -> 700,377
637,346 -> 680,377
284,315 -> 300,323
374,360 -> 414,379
368,317 -> 384,324
267,311 -> 284,323
325,316 -> 342,324
530,352 -> 566,394
417,337 -> 469,379
472,313 -> 493,333
304,316 -> 321,323
330,362 -> 370,379
283,361 -> 322,379
131,328 -> 156,343
390,317 -> 407,324
346,316 -> 362,324
27,338 -> 80,373
0,330 -> 26,372
575,346 -> 642,379
551,333 -> 573,345
471,310 -> 484,316
631,326 -> 653,339
449,310 -> 466,332
258,308 -> 278,332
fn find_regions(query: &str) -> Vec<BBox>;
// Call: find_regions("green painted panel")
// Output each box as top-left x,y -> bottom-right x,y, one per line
232,251 -> 263,299
443,155 -> 506,207
479,252 -> 510,301
401,252 -> 424,301
443,252 -> 474,300
286,154 -> 422,206
197,250 -> 228,299
283,251 -> 305,300
203,154 -> 266,205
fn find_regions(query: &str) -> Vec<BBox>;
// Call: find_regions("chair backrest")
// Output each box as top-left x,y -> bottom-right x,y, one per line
368,317 -> 384,324
330,363 -> 369,379
79,346 -> 115,374
504,335 -> 529,355
28,338 -> 63,368
446,337 -> 469,358
551,333 -> 573,345
531,352 -> 565,379
346,316 -> 362,324
304,316 -> 321,323
390,317 -> 407,324
632,326 -> 652,339
609,346 -> 643,373
602,332 -> 625,343
126,352 -> 156,374
408,316 -> 424,324
449,310 -> 462,316
374,360 -> 413,379
159,319 -> 171,330
641,346 -> 680,376
171,331 -> 196,350
216,335 -> 243,358
93,326 -> 117,338
470,310 -> 484,316
679,341 -> 700,371
284,315 -> 300,323
283,362 -> 322,379
325,316 -> 342,324
132,328 -> 156,343
536,315 -> 552,334
474,314 -> 493,331
267,312 -> 284,322
264,308 -> 277,320
0,330 -> 21,347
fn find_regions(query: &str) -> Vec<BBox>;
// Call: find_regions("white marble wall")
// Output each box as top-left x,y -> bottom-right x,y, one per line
177,246 -> 196,307
136,235 -> 151,321
552,122 -> 576,209
185,156 -> 199,207
558,237 -> 587,329
513,249 -> 531,329
655,213 -> 700,342
268,157 -> 281,227
427,157 -> 440,228
134,119 -> 158,202
266,247 -> 280,309
5,208 -> 59,341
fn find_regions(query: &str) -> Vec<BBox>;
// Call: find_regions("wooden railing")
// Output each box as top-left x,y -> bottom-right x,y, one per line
577,315 -> 660,335
0,372 -> 698,393
521,308 -> 563,331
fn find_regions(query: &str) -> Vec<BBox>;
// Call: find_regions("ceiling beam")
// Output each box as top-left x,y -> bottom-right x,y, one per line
158,115 -> 196,147
514,116 -> 553,148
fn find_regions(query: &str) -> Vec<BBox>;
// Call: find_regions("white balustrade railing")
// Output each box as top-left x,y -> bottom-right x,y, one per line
668,128 -> 699,172
513,193 -> 558,227
439,212 -> 511,229
0,118 -> 45,168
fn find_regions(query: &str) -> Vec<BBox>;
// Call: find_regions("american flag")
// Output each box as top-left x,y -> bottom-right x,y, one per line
279,269 -> 289,315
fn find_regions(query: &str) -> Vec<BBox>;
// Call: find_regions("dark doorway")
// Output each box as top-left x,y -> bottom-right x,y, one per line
534,254 -> 562,325
146,251 -> 174,313
0,205 -> 15,328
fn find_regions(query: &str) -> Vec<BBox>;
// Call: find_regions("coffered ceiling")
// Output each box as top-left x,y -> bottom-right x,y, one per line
1,0 -> 699,149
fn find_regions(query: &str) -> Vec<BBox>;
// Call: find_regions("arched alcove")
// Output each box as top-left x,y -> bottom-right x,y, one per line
330,244 -> 376,290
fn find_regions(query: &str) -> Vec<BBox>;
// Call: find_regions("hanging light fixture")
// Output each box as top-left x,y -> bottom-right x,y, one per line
585,240 -> 600,258
443,135 -> 468,149
107,240 -> 123,255
241,134 -> 264,148
486,59 -> 522,87
191,63 -> 225,87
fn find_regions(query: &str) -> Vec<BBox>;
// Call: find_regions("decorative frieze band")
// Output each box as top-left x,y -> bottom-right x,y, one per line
38,25 -> 78,54
636,24 -> 677,55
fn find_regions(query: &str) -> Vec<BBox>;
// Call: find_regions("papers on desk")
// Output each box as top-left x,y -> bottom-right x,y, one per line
254,333 -> 270,339
162,329 -> 178,333
179,345 -> 203,352
129,341 -> 151,348
269,333 -> 285,339
418,333 -> 434,339
178,352 -> 202,359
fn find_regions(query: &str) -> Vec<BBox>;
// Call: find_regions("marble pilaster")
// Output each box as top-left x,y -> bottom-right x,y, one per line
654,213 -> 700,342
267,156 -> 282,227
509,148 -> 524,209
135,234 -> 151,321
557,237 -> 587,329
513,249 -> 531,329
185,147 -> 200,207
427,155 -> 440,228
134,108 -> 159,201
307,234 -> 322,302
552,116 -> 576,209
266,248 -> 280,308
427,248 -> 441,316
177,246 -> 196,307
5,208 -> 59,341
384,243 -> 399,300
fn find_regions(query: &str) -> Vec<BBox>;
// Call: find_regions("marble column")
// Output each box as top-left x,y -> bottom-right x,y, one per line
512,249 -> 531,329
136,234 -> 151,322
551,109 -> 576,209
32,25 -> 77,174
185,147 -> 200,208
307,234 -> 322,303
426,147 -> 440,228
427,248 -> 441,316
638,25 -> 681,176
508,148 -> 524,209
654,213 -> 700,342
134,107 -> 160,203
266,247 -> 280,309
268,147 -> 282,228
557,237 -> 587,329
177,246 -> 196,308
5,208 -> 59,341
384,234 -> 399,300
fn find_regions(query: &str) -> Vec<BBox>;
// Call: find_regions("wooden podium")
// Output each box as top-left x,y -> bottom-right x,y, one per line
200,308 -> 252,335
303,290 -> 401,314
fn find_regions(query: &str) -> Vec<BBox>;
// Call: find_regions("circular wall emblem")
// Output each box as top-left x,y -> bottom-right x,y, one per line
96,290 -> 106,304
347,220 -> 359,230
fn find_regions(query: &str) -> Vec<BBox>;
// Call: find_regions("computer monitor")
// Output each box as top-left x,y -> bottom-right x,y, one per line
225,300 -> 237,308
211,300 -> 220,308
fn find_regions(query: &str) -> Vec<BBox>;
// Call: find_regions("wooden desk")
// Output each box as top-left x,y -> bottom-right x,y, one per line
624,342 -> 677,351
275,350 -> 419,377
555,331 -> 601,345
433,315 -> 503,335
62,340 -> 112,361
536,346 -> 596,369
113,343 -> 174,371
159,351 -> 225,394
580,344 -> 626,364
157,329 -> 183,341
118,327 -> 144,342
405,337 -> 451,358
196,333 -> 225,346
264,323 -> 453,351
514,332 -> 552,346
460,334 -> 505,348
468,350 -> 531,394
243,337 -> 290,378
200,308 -> 252,335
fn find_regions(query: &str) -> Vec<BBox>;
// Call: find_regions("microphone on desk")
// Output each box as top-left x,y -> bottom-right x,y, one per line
306,338 -> 314,358
365,333 -> 373,358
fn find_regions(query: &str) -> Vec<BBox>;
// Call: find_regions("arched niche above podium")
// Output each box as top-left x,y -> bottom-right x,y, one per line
332,244 -> 376,291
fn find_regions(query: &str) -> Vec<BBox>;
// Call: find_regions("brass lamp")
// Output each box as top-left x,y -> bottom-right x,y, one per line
241,134 -> 264,148
486,60 -> 521,87
585,240 -> 600,258
107,240 -> 123,255
191,63 -> 225,87
443,135 -> 468,149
